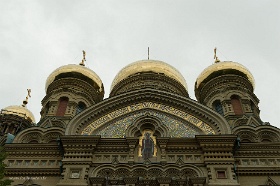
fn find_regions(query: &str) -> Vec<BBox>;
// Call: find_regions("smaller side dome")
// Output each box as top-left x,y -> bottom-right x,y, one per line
2,105 -> 36,123
45,64 -> 104,94
111,59 -> 188,92
195,61 -> 255,90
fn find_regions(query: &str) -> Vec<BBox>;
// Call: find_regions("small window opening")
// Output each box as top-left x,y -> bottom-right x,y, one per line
213,100 -> 224,116
217,170 -> 226,179
56,97 -> 69,116
76,102 -> 86,114
231,95 -> 243,115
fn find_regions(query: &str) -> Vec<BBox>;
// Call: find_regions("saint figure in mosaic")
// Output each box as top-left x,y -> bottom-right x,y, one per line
141,132 -> 154,159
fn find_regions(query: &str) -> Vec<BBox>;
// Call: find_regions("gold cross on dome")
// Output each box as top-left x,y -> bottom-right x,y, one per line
79,50 -> 86,66
214,47 -> 220,63
22,89 -> 31,107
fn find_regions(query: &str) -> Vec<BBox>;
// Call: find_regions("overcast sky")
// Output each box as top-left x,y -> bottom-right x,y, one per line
0,0 -> 279,129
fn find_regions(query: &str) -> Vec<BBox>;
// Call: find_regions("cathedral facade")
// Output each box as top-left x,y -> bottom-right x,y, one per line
1,55 -> 280,186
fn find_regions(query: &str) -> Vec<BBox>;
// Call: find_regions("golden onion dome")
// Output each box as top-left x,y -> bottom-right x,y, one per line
2,105 -> 36,123
196,61 -> 255,89
45,64 -> 103,92
110,59 -> 188,91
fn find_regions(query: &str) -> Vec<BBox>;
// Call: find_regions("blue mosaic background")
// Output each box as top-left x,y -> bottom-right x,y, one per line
93,111 -> 201,138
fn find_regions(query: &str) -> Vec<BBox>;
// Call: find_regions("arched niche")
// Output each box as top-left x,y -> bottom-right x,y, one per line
125,114 -> 169,138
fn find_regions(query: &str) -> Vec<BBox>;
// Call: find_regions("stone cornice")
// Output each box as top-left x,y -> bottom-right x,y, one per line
95,138 -> 129,152
5,144 -> 61,158
196,135 -> 237,144
60,135 -> 100,154
5,143 -> 59,151
125,137 -> 139,146
165,138 -> 200,152
236,167 -> 280,175
235,143 -> 280,157
60,135 -> 100,145
238,143 -> 280,150
196,135 -> 237,163
5,168 -> 60,176
156,137 -> 170,146
60,136 -> 131,153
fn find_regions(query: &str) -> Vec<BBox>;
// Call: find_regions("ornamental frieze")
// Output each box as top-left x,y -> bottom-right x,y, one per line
81,102 -> 215,135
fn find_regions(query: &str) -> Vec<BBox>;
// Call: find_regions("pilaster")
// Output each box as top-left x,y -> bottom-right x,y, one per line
156,137 -> 169,164
56,136 -> 100,186
125,137 -> 139,164
196,135 -> 240,186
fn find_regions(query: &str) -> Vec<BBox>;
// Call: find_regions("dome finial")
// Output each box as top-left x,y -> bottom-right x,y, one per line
22,89 -> 31,107
148,47 -> 150,60
214,47 -> 220,63
79,50 -> 86,66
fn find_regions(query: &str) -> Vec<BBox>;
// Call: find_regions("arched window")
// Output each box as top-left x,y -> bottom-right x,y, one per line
8,125 -> 14,134
56,97 -> 69,116
76,102 -> 86,114
250,100 -> 259,116
213,100 -> 224,116
231,95 -> 243,115
45,102 -> 50,115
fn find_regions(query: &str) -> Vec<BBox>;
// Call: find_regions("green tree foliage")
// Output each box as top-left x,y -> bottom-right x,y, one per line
0,146 -> 12,186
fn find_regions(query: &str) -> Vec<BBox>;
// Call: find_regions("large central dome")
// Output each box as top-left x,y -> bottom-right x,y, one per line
111,60 -> 188,92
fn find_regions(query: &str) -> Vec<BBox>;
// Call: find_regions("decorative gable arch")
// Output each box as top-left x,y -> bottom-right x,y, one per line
66,89 -> 231,136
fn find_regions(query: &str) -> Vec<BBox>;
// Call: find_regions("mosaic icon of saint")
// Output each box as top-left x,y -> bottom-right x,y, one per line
141,132 -> 154,159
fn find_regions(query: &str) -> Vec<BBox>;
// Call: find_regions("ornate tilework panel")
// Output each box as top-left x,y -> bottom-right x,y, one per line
82,102 -> 215,135
92,111 -> 201,138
